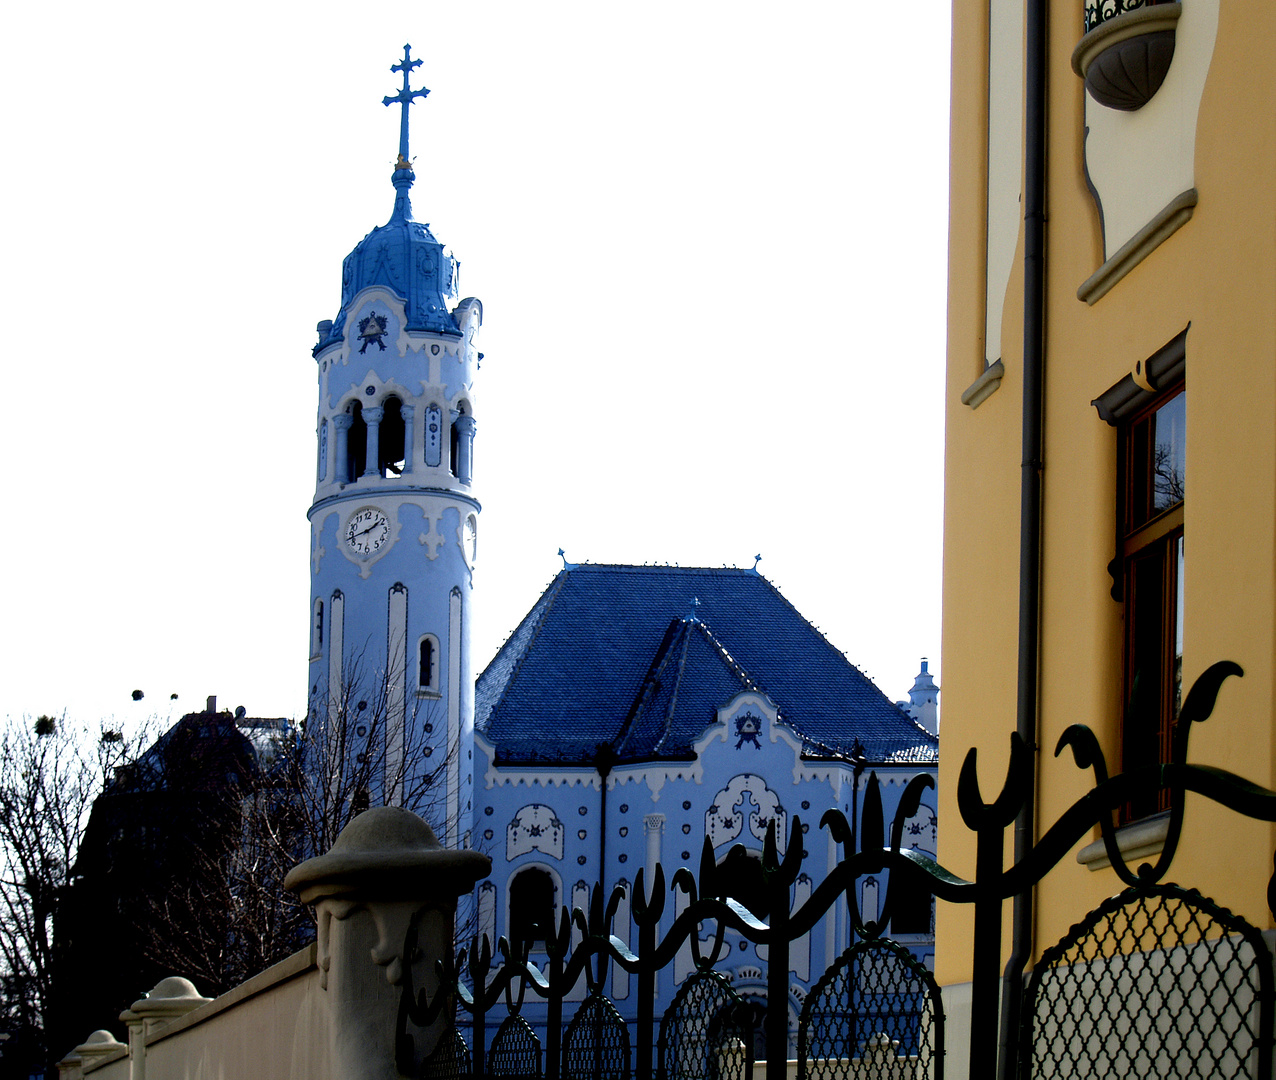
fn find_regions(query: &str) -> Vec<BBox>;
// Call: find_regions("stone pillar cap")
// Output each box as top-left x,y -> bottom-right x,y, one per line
284,806 -> 490,904
128,976 -> 212,1018
74,1030 -> 126,1057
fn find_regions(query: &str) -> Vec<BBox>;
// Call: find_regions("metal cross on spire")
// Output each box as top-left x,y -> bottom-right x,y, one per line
382,44 -> 430,165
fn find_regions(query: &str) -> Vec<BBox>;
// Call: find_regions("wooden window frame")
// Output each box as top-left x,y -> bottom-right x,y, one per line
1116,382 -> 1185,822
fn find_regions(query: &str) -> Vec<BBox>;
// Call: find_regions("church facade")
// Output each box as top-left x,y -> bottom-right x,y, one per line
469,563 -> 939,1042
304,49 -> 939,1048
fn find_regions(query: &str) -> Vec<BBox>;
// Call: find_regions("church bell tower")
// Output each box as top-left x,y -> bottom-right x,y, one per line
307,46 -> 479,846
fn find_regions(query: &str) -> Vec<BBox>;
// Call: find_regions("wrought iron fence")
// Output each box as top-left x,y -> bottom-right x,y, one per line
400,661 -> 1276,1080
400,770 -> 942,1080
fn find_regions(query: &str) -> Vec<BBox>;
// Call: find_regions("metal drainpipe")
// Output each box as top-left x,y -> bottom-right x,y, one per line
999,0 -> 1048,1073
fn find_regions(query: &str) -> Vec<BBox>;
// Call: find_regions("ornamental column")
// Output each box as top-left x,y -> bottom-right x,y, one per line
455,414 -> 476,485
285,806 -> 490,1080
363,406 -> 385,477
332,413 -> 352,485
643,813 -> 665,903
400,403 -> 416,474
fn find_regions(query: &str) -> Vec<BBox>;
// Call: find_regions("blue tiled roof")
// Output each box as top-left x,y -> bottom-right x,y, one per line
476,565 -> 937,766
315,169 -> 461,355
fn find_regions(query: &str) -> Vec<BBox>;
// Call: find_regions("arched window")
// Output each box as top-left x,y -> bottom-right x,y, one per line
318,419 -> 328,482
311,599 -> 324,657
449,407 -> 461,477
508,866 -> 556,946
379,396 -> 405,476
888,887 -> 934,936
346,402 -> 367,482
417,634 -> 440,694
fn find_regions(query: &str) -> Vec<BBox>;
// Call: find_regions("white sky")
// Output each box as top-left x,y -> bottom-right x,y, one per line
0,2 -> 951,729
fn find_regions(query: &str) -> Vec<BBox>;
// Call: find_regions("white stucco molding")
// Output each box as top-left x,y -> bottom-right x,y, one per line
1077,188 -> 1198,304
1076,811 -> 1169,871
696,691 -> 792,755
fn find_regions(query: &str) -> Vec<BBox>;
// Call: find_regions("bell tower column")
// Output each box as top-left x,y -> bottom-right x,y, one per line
305,45 -> 481,850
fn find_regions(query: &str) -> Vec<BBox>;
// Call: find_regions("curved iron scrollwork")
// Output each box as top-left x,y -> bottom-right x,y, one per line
396,661 -> 1276,1080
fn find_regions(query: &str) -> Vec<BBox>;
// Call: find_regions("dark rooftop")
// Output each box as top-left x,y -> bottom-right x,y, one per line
476,565 -> 937,766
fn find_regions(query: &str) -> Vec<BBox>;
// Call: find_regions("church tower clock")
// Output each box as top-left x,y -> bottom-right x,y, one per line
307,46 -> 479,847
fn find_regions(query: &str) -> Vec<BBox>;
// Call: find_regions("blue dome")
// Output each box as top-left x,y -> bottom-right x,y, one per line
316,165 -> 460,354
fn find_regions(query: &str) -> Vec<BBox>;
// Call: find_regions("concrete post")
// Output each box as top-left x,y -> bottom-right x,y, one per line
120,977 -> 210,1080
284,805 -> 491,1080
75,1029 -> 126,1071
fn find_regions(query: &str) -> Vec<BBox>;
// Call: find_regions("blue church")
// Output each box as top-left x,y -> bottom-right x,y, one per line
305,48 -> 939,1051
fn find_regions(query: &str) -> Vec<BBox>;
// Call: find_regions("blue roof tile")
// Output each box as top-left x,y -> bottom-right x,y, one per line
476,565 -> 937,766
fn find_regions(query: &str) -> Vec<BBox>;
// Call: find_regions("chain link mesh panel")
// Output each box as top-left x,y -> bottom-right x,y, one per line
421,1023 -> 472,1080
488,1012 -> 542,1078
658,967 -> 753,1080
797,937 -> 942,1080
562,989 -> 632,1080
1022,883 -> 1274,1079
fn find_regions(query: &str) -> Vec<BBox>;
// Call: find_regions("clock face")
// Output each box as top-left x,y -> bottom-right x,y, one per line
345,507 -> 390,555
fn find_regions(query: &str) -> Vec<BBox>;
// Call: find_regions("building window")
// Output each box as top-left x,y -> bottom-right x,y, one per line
417,634 -> 440,694
888,887 -> 933,935
379,395 -> 405,476
1118,383 -> 1185,820
508,866 -> 556,946
346,402 -> 367,482
311,599 -> 324,657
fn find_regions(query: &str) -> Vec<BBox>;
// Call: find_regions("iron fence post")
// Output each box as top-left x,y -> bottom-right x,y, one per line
766,910 -> 790,1080
636,915 -> 656,1079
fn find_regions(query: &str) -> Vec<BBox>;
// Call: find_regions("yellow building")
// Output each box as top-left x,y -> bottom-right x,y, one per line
939,0 -> 1276,1072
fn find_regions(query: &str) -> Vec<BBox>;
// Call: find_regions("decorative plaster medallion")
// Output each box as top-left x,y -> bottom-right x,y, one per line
311,516 -> 332,575
734,713 -> 763,749
706,774 -> 786,851
357,312 -> 385,354
418,514 -> 443,560
506,804 -> 565,861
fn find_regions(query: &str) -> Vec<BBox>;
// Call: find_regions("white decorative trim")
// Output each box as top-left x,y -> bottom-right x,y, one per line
310,512 -> 334,575
507,804 -> 565,861
1077,189 -> 1198,305
961,360 -> 1005,409
706,774 -> 787,851
418,511 -> 443,560
1077,813 -> 1169,871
